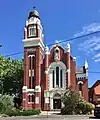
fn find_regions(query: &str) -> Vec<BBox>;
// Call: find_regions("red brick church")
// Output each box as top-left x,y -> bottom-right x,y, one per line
22,9 -> 89,110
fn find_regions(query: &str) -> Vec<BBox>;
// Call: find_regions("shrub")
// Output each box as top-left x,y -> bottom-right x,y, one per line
62,88 -> 80,114
61,88 -> 82,115
0,94 -> 14,114
61,106 -> 74,115
6,109 -> 41,116
85,102 -> 95,114
61,88 -> 95,115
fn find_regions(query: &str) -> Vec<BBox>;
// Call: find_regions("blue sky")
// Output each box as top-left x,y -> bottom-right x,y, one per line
0,0 -> 100,87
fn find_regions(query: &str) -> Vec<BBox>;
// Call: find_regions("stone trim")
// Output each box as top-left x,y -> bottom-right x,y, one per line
23,38 -> 44,51
35,86 -> 41,92
77,81 -> 83,85
28,102 -> 34,104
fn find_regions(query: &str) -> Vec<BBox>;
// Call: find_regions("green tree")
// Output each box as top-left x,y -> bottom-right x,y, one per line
61,88 -> 95,115
0,55 -> 24,98
61,87 -> 81,114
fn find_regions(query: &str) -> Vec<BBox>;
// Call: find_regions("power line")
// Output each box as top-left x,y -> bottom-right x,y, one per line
4,52 -> 24,57
47,30 -> 100,46
2,30 -> 100,57
24,63 -> 100,74
89,72 -> 100,74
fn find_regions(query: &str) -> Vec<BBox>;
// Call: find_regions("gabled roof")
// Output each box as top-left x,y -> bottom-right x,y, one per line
91,80 -> 100,89
94,84 -> 100,95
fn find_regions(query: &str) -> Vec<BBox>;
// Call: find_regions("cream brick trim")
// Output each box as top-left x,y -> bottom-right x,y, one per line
35,97 -> 39,104
22,86 -> 27,92
77,81 -> 83,85
66,69 -> 70,72
45,70 -> 49,74
32,69 -> 34,76
27,89 -> 35,92
35,85 -> 41,92
28,55 -> 35,57
28,102 -> 34,104
23,38 -> 44,51
29,70 -> 31,77
76,73 -> 86,78
66,43 -> 70,52
23,99 -> 26,101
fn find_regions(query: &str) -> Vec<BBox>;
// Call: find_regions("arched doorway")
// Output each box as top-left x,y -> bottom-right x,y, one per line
53,93 -> 61,109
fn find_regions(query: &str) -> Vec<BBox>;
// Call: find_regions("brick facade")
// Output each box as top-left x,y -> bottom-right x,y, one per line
89,80 -> 100,105
22,9 -> 89,111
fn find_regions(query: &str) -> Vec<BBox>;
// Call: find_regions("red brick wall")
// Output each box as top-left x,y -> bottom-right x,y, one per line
70,57 -> 76,90
82,79 -> 88,101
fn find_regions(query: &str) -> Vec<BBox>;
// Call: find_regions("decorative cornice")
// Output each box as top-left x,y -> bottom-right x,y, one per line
23,37 -> 45,51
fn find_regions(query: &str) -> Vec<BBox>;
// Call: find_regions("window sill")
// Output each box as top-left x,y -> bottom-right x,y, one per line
28,102 -> 34,104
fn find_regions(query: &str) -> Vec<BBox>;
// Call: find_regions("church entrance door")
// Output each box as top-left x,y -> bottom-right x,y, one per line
53,93 -> 61,109
53,99 -> 61,109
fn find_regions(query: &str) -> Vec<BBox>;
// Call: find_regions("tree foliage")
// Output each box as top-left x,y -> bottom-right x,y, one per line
61,88 -> 95,115
0,55 -> 24,98
61,87 -> 81,114
0,94 -> 14,114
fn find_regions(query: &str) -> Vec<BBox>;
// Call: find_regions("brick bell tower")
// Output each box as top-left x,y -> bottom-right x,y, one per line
22,8 -> 44,110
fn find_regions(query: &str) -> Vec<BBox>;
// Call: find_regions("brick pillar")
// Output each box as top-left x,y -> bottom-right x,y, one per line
82,79 -> 88,101
23,88 -> 28,110
45,48 -> 49,90
44,46 -> 50,111
66,43 -> 71,88
35,47 -> 41,110
22,49 -> 29,110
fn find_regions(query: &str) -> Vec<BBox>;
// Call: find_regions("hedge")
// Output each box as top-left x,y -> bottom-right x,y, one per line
6,109 -> 41,116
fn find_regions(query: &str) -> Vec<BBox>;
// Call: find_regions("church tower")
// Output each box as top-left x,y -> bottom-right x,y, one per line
22,8 -> 44,110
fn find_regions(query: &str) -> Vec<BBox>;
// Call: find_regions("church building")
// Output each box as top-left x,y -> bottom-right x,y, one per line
22,9 -> 89,111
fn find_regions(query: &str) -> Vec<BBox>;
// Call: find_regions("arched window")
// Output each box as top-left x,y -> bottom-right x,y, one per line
28,95 -> 31,102
32,76 -> 35,89
32,94 -> 35,102
60,70 -> 62,88
29,77 -> 31,89
29,56 -> 31,69
53,70 -> 55,88
79,83 -> 82,91
56,67 -> 59,87
28,25 -> 36,37
32,56 -> 35,69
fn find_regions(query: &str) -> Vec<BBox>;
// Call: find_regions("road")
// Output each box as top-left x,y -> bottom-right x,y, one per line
0,115 -> 99,120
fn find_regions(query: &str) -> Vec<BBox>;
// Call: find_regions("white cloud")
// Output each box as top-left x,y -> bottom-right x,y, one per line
92,53 -> 100,60
74,23 -> 100,37
74,23 -> 100,62
94,58 -> 100,62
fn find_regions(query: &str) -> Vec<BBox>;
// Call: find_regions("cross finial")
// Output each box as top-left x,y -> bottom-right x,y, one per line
33,6 -> 36,9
